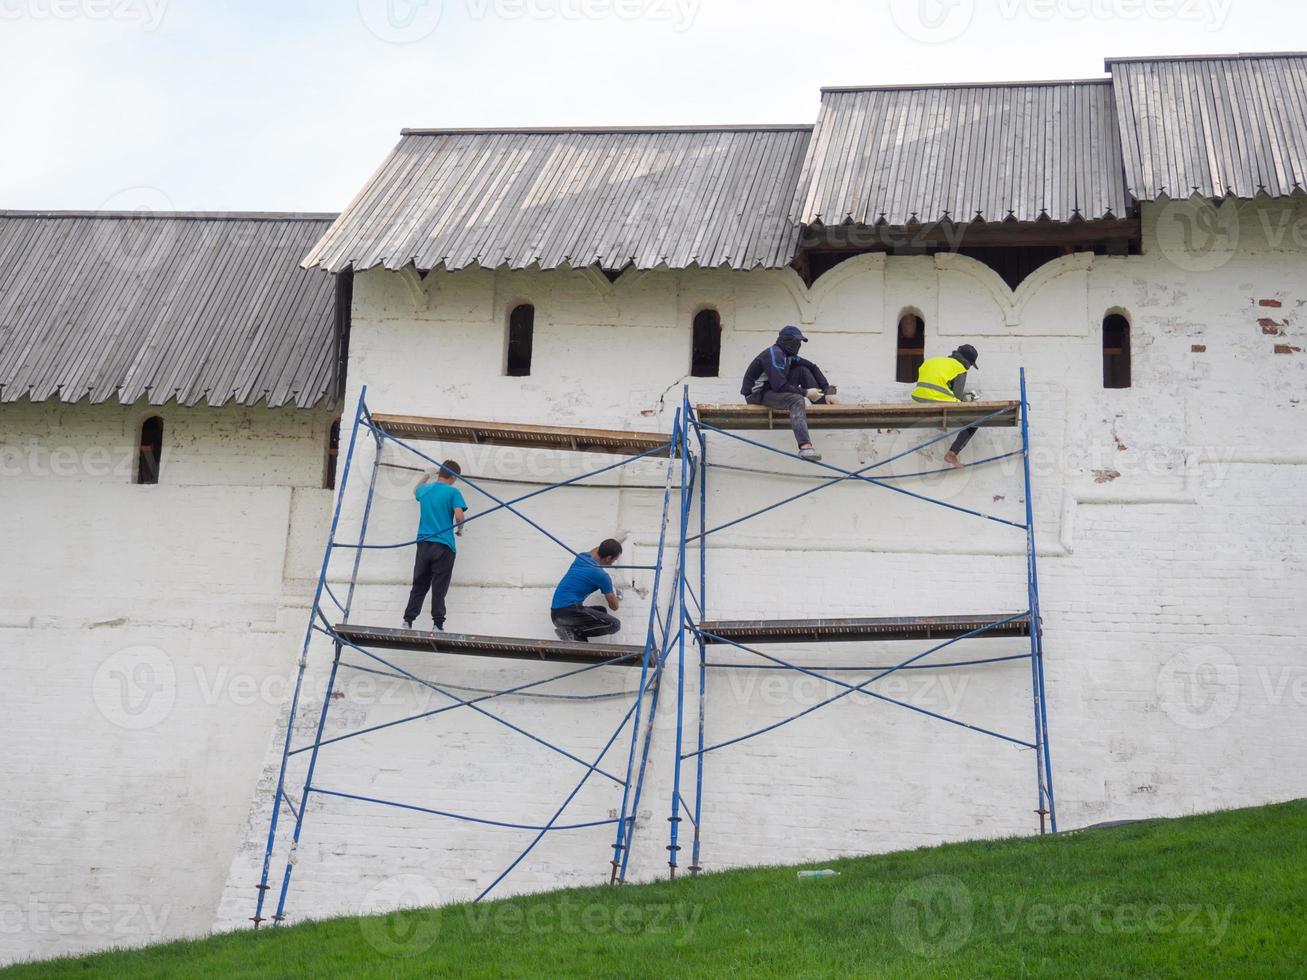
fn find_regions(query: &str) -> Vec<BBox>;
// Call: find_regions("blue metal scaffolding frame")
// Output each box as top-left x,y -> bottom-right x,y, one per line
252,387 -> 683,925
666,369 -> 1057,876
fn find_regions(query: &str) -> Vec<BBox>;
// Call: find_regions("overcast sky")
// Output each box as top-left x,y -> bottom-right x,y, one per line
3,0 -> 1305,213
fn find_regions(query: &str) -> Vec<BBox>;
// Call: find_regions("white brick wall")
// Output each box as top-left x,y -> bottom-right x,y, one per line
0,403 -> 336,965
218,197 -> 1307,932
3,197 -> 1306,963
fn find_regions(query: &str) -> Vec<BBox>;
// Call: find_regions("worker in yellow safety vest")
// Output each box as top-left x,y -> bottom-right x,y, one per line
912,344 -> 980,468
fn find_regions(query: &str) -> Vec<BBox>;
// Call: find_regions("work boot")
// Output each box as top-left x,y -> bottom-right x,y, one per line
799,445 -> 822,462
403,619 -> 414,631
555,625 -> 578,642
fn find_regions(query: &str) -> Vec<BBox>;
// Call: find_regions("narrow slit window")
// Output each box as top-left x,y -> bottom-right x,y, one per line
324,419 -> 341,490
691,309 -> 722,377
1103,313 -> 1131,388
136,416 -> 163,485
506,304 -> 534,377
896,313 -> 925,383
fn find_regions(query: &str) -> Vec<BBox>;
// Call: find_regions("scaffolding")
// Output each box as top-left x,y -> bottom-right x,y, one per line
252,371 -> 1056,919
252,386 -> 683,925
665,370 -> 1056,876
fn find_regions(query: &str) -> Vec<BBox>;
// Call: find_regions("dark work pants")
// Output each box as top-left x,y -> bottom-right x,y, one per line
404,541 -> 456,628
912,395 -> 976,455
551,604 -> 621,641
748,365 -> 828,448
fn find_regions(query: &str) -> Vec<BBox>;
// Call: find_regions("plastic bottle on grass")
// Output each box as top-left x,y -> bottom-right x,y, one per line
797,869 -> 838,879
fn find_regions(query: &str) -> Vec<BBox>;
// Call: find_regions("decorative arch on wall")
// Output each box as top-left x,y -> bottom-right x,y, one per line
394,264 -> 432,313
934,251 -> 1093,330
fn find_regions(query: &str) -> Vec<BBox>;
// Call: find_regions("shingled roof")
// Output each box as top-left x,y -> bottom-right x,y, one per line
302,126 -> 813,274
0,211 -> 340,408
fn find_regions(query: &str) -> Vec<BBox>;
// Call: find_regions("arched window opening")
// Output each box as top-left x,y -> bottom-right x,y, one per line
691,309 -> 722,377
506,304 -> 534,377
896,313 -> 925,383
1103,313 -> 1131,389
136,416 -> 163,485
323,419 -> 341,490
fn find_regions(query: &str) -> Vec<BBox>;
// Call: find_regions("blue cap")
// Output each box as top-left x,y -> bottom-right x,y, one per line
778,325 -> 808,342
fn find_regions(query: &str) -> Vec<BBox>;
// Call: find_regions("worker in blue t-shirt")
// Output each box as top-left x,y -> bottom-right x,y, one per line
550,539 -> 623,642
402,459 -> 468,632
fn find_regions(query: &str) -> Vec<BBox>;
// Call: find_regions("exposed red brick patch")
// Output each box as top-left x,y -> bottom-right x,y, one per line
1093,469 -> 1121,483
1191,344 -> 1206,352
1259,299 -> 1283,308
1259,317 -> 1287,334
1275,344 -> 1302,354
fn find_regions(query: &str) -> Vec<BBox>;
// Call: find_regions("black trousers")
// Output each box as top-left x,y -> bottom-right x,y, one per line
949,427 -> 977,455
912,395 -> 976,455
551,604 -> 621,641
404,541 -> 456,628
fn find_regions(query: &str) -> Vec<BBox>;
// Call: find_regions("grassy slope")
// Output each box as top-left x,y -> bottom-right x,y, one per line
7,800 -> 1305,979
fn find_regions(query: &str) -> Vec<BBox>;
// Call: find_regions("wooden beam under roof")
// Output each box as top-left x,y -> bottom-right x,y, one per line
370,413 -> 673,457
695,400 -> 1019,430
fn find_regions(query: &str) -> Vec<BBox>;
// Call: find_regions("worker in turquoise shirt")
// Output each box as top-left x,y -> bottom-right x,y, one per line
403,460 -> 468,632
550,539 -> 623,642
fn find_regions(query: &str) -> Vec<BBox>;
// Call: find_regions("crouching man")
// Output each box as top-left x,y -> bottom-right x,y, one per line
551,539 -> 623,642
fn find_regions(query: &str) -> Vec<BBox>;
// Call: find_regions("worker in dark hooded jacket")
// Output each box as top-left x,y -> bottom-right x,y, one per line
741,325 -> 836,461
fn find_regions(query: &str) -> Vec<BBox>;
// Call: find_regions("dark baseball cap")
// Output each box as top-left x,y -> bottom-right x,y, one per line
778,325 -> 808,342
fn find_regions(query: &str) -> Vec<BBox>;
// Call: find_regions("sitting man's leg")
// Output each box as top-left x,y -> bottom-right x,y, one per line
790,364 -> 831,404
944,426 -> 977,468
552,604 -> 621,642
759,390 -> 820,460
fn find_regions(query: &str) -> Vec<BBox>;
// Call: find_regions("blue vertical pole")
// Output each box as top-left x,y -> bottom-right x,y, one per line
342,426 -> 382,616
253,385 -> 367,926
1020,369 -> 1057,833
610,410 -> 679,882
667,389 -> 694,877
690,410 -> 707,874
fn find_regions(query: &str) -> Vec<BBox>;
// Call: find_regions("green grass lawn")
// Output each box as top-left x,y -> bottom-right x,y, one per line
7,800 -> 1305,979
